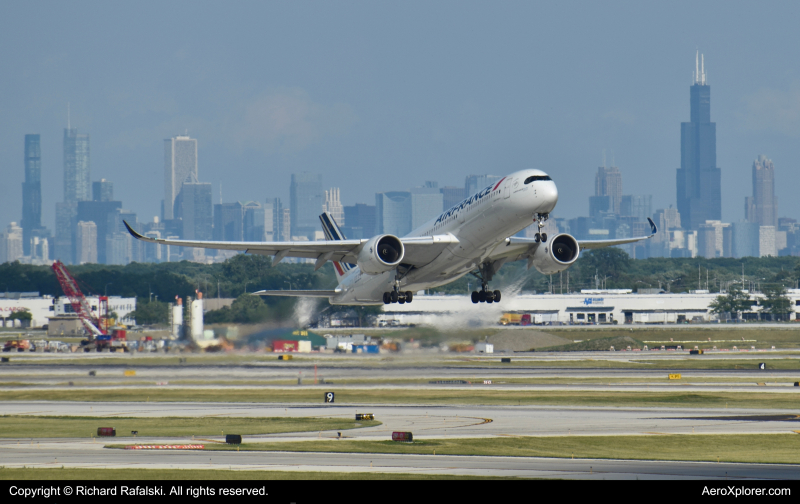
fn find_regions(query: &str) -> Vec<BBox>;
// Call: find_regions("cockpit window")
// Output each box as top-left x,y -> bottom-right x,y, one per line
524,175 -> 552,184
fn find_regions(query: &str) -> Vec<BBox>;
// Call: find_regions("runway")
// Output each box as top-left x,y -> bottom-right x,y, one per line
3,443 -> 798,479
3,401 -> 800,438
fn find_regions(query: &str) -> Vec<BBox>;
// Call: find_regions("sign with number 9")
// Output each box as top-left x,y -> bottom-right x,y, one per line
325,392 -> 335,403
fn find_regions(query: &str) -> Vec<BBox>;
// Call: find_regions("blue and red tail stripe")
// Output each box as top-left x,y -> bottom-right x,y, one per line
319,212 -> 355,279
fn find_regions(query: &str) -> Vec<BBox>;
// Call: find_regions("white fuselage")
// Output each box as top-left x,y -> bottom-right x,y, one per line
330,169 -> 558,305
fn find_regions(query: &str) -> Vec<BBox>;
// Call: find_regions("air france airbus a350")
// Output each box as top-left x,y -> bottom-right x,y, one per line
125,169 -> 656,306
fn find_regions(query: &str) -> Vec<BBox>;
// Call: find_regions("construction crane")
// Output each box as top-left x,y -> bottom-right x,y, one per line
51,260 -> 127,352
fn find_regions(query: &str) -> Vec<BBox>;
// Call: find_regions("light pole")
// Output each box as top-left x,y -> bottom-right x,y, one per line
284,281 -> 292,291
104,283 -> 113,296
244,281 -> 249,294
148,284 -> 152,303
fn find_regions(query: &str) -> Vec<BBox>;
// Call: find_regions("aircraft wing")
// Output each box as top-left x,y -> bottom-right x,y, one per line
577,217 -> 658,250
124,220 -> 459,268
487,217 -> 657,263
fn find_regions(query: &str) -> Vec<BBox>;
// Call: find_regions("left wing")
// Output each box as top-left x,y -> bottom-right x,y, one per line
488,217 -> 658,263
578,217 -> 658,249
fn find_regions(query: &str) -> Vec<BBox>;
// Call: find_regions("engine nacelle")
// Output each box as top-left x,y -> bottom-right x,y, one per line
531,233 -> 580,275
357,234 -> 405,275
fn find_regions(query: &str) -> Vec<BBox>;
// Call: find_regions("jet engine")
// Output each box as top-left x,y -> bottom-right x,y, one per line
531,233 -> 580,275
357,234 -> 405,275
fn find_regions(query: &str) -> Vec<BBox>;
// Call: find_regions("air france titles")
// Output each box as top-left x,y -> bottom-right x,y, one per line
435,185 -> 493,225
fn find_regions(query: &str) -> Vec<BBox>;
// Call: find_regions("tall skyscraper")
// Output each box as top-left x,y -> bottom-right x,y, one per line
265,198 -> 283,241
164,136 -> 198,220
243,202 -> 272,242
178,180 -> 213,241
410,182 -> 443,230
76,197 -> 122,264
63,127 -> 91,202
0,223 -> 23,264
376,191 -> 412,236
76,221 -> 97,264
324,188 -> 345,226
677,52 -> 721,230
290,172 -> 323,240
213,202 -> 244,241
440,186 -> 466,211
342,203 -> 376,239
92,179 -> 114,202
745,155 -> 777,227
595,166 -> 623,215
21,135 -> 43,255
465,175 -> 501,197
54,202 -> 77,263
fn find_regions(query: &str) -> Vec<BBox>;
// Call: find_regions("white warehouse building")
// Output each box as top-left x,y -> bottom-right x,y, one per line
380,289 -> 800,326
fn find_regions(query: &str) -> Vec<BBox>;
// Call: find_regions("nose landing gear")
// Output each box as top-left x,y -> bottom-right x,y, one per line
533,213 -> 549,243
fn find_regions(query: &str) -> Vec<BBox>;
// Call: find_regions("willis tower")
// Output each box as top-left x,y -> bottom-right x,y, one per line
676,52 -> 721,230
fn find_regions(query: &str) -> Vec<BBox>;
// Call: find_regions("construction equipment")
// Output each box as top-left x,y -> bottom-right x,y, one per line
3,340 -> 32,352
51,260 -> 127,352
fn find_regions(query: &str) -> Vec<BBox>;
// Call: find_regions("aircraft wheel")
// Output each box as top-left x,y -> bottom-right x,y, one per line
405,291 -> 413,303
534,233 -> 540,243
390,290 -> 399,303
383,292 -> 391,304
486,293 -> 494,304
493,290 -> 502,303
479,290 -> 487,303
541,233 -> 547,242
471,291 -> 479,304
398,295 -> 406,304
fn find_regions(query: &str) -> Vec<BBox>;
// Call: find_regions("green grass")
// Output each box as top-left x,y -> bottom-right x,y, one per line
0,468 -> 492,480
1,388 -> 799,409
0,415 -> 379,438
199,434 -> 800,465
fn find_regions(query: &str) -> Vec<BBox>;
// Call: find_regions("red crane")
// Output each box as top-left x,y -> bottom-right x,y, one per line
51,260 -> 104,336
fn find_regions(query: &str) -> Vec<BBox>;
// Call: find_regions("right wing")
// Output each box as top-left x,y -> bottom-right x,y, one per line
124,219 -> 458,269
124,220 -> 364,265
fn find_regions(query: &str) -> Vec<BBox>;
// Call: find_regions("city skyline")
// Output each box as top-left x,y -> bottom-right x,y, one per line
2,2 -> 800,235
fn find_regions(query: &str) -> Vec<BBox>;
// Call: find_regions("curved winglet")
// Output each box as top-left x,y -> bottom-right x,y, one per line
123,220 -> 155,243
647,217 -> 658,236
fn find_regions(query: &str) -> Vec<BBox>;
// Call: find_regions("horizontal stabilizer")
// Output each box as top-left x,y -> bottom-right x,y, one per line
252,290 -> 337,298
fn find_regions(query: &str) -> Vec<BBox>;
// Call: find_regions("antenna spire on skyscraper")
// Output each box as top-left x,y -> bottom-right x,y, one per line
694,51 -> 707,85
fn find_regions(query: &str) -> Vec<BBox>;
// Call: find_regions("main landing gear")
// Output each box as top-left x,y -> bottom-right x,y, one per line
470,261 -> 503,304
383,288 -> 413,305
532,213 -> 549,243
471,287 -> 501,304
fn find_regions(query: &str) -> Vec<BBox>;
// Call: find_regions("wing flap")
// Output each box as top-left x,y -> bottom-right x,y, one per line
252,290 -> 337,298
400,233 -> 459,266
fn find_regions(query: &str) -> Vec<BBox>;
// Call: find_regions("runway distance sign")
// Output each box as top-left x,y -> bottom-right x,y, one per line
325,392 -> 335,403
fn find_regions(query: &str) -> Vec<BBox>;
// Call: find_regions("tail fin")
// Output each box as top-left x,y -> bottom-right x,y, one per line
319,212 -> 355,280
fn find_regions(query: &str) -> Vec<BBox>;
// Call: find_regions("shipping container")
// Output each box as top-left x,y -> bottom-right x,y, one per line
351,345 -> 379,354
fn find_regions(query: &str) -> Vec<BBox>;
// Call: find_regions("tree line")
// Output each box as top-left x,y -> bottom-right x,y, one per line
1,250 -> 798,325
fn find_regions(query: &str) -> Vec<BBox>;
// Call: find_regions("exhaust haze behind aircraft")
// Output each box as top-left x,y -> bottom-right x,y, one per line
125,169 -> 656,305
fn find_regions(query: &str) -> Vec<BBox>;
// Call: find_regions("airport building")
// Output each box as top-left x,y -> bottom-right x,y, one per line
0,293 -> 136,329
380,290 -> 800,326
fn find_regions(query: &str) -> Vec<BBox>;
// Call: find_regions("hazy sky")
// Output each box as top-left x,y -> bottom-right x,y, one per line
2,1 -> 800,232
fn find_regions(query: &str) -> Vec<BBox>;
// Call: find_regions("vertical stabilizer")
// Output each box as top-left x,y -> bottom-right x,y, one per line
319,212 -> 355,281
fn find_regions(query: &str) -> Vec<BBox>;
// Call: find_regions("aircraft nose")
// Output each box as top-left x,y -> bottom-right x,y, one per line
539,181 -> 558,212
